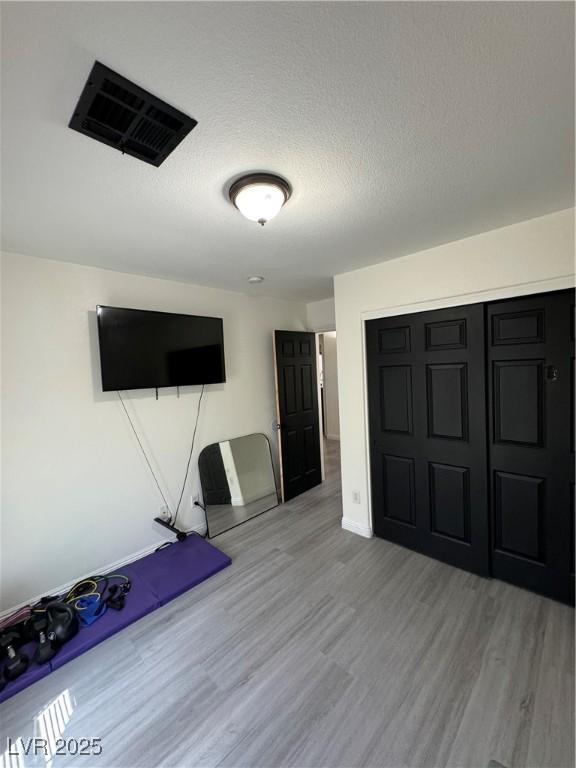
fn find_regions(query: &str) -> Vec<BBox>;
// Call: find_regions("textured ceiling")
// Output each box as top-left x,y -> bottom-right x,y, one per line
1,2 -> 574,301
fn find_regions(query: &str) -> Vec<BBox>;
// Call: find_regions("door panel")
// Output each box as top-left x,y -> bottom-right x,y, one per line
381,454 -> 416,525
429,462 -> 470,542
493,471 -> 544,562
379,325 -> 411,353
493,360 -> 544,446
301,365 -> 314,410
379,366 -> 413,434
426,363 -> 468,440
487,290 -> 575,604
425,318 -> 467,350
367,304 -> 489,576
274,331 -> 322,502
282,366 -> 297,414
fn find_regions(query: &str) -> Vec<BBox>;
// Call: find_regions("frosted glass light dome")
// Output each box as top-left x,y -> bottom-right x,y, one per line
229,174 -> 291,226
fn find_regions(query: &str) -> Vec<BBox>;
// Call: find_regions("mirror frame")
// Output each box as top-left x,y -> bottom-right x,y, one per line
199,432 -> 279,538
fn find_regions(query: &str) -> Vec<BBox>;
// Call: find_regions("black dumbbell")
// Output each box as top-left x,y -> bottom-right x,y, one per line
34,631 -> 57,665
0,632 -> 28,681
25,612 -> 48,642
20,612 -> 55,665
106,582 -> 130,611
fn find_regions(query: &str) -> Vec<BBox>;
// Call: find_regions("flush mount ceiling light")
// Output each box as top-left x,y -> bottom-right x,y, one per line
229,173 -> 291,226
248,275 -> 265,284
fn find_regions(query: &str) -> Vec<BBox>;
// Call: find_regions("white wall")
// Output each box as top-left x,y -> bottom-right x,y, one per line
0,252 -> 306,610
306,297 -> 335,331
322,332 -> 340,440
335,208 -> 575,538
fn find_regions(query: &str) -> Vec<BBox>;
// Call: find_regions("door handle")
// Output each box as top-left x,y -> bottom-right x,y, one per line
546,365 -> 559,382
273,422 -> 282,431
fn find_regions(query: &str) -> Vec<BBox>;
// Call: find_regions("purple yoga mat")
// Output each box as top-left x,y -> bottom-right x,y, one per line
131,533 -> 232,605
0,534 -> 231,703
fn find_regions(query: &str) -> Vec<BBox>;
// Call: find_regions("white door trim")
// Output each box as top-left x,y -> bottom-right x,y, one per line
357,274 -> 575,538
315,332 -> 326,482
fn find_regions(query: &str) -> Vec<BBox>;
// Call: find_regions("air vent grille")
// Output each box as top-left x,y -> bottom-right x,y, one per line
101,78 -> 145,110
132,117 -> 172,151
146,105 -> 183,132
87,93 -> 136,133
69,62 -> 197,166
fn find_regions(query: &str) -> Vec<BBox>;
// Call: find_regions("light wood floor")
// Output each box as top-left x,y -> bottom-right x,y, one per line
2,440 -> 574,768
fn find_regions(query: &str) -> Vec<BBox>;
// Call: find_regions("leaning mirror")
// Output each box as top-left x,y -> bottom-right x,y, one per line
199,433 -> 279,537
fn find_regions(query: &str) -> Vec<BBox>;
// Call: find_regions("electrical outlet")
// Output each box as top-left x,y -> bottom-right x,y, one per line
352,490 -> 361,504
159,505 -> 170,521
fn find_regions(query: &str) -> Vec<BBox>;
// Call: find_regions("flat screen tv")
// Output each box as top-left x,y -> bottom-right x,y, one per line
96,305 -> 225,391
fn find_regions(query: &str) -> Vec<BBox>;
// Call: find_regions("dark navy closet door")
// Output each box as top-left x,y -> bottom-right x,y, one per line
487,290 -> 575,604
366,304 -> 489,576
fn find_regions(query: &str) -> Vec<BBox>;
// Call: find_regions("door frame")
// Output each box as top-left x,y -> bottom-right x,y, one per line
316,333 -> 326,482
315,328 -> 338,483
360,275 -> 575,535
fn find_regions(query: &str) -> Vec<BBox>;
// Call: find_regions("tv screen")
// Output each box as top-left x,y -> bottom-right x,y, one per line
96,305 -> 225,391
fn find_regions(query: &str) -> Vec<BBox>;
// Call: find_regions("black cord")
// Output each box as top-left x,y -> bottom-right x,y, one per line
117,391 -> 173,515
173,385 -> 205,527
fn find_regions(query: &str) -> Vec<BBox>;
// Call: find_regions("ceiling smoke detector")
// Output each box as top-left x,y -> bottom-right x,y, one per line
229,173 -> 291,226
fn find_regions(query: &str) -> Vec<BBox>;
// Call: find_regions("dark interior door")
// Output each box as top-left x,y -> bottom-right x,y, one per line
366,304 -> 489,575
198,443 -> 231,505
274,331 -> 322,502
487,289 -> 575,604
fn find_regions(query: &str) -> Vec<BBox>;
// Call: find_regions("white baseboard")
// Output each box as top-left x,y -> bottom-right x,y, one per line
0,523 -> 207,619
341,518 -> 373,538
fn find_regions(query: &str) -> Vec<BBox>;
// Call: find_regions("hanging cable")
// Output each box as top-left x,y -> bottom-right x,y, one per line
173,384 -> 205,527
117,391 -> 173,515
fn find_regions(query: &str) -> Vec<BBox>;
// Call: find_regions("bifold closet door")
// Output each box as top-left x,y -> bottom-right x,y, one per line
366,304 -> 489,576
487,290 -> 575,604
